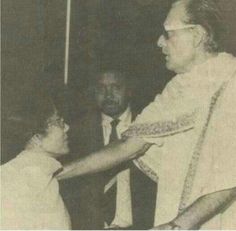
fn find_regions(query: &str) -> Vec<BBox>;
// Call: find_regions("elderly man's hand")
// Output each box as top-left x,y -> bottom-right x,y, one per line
131,142 -> 153,159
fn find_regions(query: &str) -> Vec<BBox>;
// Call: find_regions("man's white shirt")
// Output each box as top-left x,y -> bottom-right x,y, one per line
101,107 -> 133,228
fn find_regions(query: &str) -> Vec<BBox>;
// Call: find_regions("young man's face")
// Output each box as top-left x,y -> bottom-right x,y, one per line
157,0 -> 197,74
95,72 -> 130,118
41,112 -> 70,157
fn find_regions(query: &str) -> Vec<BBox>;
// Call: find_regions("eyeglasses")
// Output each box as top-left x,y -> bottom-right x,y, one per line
161,24 -> 197,40
48,116 -> 66,129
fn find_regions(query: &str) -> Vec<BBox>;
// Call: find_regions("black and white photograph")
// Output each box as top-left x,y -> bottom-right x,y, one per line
1,0 -> 236,229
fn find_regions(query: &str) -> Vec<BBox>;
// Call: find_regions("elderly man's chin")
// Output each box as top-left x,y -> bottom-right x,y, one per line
166,60 -> 185,74
166,61 -> 177,72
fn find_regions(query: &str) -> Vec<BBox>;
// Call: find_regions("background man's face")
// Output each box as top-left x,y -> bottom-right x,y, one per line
95,72 -> 130,118
158,0 -> 196,74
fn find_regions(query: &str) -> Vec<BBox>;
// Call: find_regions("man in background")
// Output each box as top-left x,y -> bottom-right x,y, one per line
60,70 -> 157,229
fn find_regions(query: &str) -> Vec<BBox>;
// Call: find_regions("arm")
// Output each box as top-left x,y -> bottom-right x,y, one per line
57,137 -> 151,180
155,187 -> 236,230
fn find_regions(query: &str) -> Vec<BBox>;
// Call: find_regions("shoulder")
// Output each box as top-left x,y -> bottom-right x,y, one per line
217,73 -> 236,112
1,156 -> 50,195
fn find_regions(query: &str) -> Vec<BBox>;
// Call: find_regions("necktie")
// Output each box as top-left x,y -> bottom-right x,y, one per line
109,119 -> 120,142
104,119 -> 120,225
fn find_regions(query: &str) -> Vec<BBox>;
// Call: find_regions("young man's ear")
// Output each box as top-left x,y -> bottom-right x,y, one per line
27,133 -> 43,148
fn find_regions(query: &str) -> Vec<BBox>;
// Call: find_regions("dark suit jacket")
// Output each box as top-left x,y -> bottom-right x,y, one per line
60,109 -> 157,230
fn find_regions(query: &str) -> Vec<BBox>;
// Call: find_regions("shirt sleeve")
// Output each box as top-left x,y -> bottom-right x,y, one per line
124,78 -> 197,181
122,77 -> 197,142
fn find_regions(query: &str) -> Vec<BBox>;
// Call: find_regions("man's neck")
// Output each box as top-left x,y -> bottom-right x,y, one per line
25,144 -> 56,159
179,51 -> 218,74
102,106 -> 131,122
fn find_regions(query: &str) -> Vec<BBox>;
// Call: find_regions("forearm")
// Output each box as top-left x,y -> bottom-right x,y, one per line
173,187 -> 236,229
58,137 -> 151,180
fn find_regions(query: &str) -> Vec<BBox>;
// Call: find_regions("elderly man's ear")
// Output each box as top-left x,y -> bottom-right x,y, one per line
193,25 -> 208,49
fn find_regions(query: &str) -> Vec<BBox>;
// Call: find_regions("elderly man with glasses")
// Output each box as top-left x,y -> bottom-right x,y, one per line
59,0 -> 236,229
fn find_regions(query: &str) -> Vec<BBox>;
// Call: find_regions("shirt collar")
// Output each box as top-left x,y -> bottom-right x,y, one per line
101,106 -> 132,126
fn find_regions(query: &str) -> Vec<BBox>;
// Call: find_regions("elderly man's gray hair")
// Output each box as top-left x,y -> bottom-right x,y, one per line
175,0 -> 227,52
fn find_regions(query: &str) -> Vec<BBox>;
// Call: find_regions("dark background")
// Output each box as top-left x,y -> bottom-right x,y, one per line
2,0 -> 236,122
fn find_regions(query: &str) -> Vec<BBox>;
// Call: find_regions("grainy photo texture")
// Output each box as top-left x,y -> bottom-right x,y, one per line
1,0 -> 236,230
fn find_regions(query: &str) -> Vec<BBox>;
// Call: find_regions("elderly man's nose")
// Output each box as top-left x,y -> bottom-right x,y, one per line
157,35 -> 165,48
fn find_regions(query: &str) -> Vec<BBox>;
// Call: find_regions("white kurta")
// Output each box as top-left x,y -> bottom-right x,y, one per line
123,52 -> 236,228
1,150 -> 71,230
189,73 -> 236,229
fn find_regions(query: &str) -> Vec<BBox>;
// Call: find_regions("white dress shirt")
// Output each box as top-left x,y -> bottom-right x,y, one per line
1,150 -> 71,230
101,107 -> 133,228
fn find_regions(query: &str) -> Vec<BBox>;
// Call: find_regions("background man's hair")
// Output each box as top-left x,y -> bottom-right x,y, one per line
95,69 -> 130,84
175,0 -> 227,52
